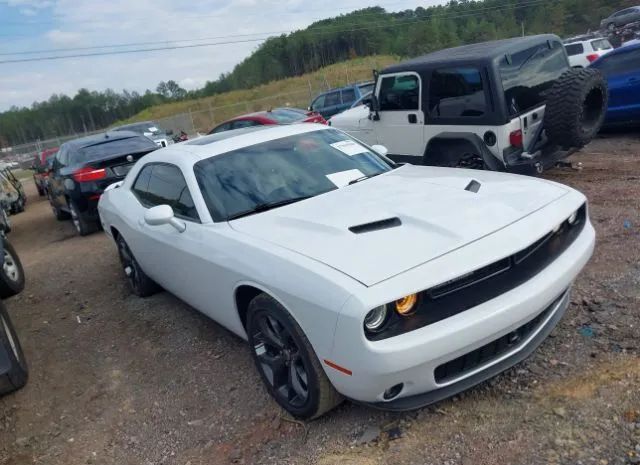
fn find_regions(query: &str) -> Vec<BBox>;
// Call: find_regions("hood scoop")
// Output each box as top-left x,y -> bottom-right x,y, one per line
465,180 -> 481,193
349,217 -> 402,234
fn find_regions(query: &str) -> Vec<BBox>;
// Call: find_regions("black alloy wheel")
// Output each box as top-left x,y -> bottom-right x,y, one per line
116,236 -> 159,297
246,294 -> 342,420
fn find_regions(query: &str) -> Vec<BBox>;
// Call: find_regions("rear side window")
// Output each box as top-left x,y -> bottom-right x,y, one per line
73,137 -> 156,164
428,67 -> 486,119
341,88 -> 356,104
591,39 -> 613,51
565,43 -> 584,56
132,164 -> 199,221
379,74 -> 420,111
231,120 -> 259,129
500,41 -> 567,116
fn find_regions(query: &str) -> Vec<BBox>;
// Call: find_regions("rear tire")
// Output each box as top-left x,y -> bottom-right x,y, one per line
545,68 -> 608,149
116,236 -> 160,297
69,201 -> 98,236
0,240 -> 25,299
0,302 -> 28,395
247,294 -> 343,420
49,194 -> 70,221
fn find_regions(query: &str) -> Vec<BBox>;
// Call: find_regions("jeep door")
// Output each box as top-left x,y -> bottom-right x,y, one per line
373,72 -> 424,157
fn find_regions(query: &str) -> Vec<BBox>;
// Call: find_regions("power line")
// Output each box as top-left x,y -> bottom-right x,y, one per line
0,0 -> 556,65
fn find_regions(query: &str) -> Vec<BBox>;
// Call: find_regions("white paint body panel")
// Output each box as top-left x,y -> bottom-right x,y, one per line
98,124 -> 594,405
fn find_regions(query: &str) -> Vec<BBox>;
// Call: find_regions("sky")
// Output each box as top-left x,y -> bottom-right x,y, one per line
0,0 -> 443,111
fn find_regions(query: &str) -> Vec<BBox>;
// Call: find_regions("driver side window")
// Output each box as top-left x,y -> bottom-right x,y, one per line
132,163 -> 200,222
378,74 -> 420,111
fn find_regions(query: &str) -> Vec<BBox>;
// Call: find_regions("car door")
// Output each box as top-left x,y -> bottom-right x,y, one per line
596,49 -> 640,122
49,147 -> 72,210
372,72 -> 424,157
321,91 -> 342,118
340,88 -> 357,114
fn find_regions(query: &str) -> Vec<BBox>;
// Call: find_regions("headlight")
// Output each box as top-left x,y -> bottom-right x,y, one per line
395,293 -> 418,316
568,211 -> 578,225
364,305 -> 388,332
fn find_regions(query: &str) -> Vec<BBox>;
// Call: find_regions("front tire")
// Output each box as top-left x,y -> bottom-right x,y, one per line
116,236 -> 160,297
0,303 -> 28,395
247,294 -> 342,420
0,240 -> 25,299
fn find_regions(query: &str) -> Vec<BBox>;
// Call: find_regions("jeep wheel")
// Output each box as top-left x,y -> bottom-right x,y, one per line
456,153 -> 486,170
545,68 -> 608,149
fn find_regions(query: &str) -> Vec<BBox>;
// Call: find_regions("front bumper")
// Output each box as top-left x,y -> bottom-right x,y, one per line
326,216 -> 595,406
365,289 -> 569,411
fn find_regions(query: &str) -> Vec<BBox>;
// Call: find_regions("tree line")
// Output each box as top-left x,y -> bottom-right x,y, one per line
0,0 -> 632,147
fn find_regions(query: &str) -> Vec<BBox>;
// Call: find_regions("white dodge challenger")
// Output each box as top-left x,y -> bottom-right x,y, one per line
98,123 -> 595,419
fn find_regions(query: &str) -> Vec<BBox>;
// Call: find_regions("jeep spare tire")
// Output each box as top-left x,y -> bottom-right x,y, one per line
545,68 -> 608,149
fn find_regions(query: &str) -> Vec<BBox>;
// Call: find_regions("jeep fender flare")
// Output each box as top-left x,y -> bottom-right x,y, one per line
423,132 -> 503,171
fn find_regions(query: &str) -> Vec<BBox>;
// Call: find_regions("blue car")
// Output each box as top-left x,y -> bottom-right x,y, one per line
309,82 -> 374,118
590,43 -> 640,124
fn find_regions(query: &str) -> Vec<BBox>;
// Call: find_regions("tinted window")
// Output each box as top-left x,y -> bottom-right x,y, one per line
565,43 -> 584,56
594,50 -> 640,75
311,94 -> 325,110
232,119 -> 259,129
341,88 -> 356,104
72,137 -> 156,164
57,146 -> 69,166
209,122 -> 232,134
591,39 -> 613,51
500,41 -> 567,116
134,164 -> 199,221
116,123 -> 162,134
358,83 -> 374,95
429,67 -> 486,119
132,164 -> 153,199
324,91 -> 341,106
379,74 -> 420,111
268,109 -> 306,123
194,130 -> 392,221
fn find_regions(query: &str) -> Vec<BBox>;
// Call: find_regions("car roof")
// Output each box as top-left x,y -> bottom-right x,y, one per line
563,34 -> 607,44
62,130 -> 145,149
316,81 -> 374,95
151,123 -> 332,163
382,34 -> 561,73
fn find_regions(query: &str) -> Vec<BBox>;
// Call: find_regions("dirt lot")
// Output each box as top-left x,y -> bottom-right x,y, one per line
1,133 -> 639,465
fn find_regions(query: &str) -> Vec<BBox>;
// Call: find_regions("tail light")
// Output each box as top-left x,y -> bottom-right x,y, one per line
73,167 -> 107,182
509,129 -> 524,148
586,53 -> 599,63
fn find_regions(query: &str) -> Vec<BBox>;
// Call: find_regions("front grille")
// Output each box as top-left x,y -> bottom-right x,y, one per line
367,204 -> 586,341
433,291 -> 564,383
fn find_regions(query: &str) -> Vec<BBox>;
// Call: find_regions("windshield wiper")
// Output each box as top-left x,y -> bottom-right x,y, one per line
348,172 -> 382,185
227,195 -> 315,220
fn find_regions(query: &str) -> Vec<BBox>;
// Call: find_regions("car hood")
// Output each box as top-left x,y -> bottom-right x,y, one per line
230,165 -> 568,287
329,105 -> 370,129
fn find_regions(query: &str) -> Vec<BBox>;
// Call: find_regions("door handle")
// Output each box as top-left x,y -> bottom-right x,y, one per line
408,114 -> 417,124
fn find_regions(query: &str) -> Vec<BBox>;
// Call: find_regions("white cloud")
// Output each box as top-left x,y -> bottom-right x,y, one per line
45,29 -> 82,45
0,0 -> 444,110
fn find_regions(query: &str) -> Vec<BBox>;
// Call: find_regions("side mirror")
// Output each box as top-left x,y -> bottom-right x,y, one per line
371,144 -> 389,157
144,205 -> 186,232
307,106 -> 313,112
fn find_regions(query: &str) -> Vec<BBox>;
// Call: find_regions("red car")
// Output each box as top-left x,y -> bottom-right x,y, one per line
208,107 -> 326,134
32,147 -> 58,197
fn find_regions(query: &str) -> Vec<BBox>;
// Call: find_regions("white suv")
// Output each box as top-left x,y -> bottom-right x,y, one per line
330,34 -> 608,174
564,36 -> 613,68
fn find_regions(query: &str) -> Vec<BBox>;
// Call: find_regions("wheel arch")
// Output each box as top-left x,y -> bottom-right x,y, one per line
423,132 -> 503,170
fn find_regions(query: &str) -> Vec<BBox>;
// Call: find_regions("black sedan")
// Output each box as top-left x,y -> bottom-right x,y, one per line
48,131 -> 159,236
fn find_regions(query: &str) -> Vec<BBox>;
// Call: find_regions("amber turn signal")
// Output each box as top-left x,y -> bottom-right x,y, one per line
395,294 -> 418,316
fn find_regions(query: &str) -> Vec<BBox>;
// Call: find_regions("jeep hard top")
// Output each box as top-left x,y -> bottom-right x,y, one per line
329,34 -> 607,174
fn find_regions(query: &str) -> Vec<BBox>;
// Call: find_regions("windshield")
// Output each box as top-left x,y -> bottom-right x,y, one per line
74,136 -> 157,163
194,129 -> 393,221
118,122 -> 164,135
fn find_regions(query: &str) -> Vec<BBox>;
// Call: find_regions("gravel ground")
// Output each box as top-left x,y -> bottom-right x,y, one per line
1,132 -> 639,465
